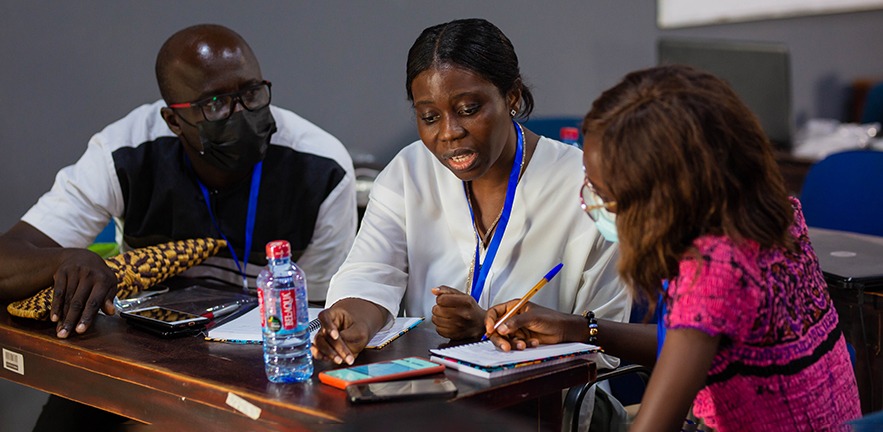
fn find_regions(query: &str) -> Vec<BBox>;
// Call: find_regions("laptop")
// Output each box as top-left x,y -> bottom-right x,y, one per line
808,228 -> 883,291
657,37 -> 793,151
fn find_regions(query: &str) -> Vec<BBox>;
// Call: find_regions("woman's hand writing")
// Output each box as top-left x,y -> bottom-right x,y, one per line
485,300 -> 585,351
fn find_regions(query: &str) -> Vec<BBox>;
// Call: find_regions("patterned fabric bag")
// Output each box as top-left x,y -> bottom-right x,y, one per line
7,238 -> 226,320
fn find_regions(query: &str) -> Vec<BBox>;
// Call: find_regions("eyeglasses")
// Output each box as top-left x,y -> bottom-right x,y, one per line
579,170 -> 616,222
168,80 -> 272,122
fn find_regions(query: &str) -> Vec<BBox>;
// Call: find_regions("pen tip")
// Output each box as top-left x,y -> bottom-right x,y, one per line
544,262 -> 564,280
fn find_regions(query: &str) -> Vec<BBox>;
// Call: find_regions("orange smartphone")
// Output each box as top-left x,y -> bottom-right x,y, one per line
318,357 -> 445,390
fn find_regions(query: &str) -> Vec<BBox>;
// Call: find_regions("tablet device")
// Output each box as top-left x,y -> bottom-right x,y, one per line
318,357 -> 445,390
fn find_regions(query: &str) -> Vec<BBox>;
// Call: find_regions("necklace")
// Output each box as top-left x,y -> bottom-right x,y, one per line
465,150 -> 525,246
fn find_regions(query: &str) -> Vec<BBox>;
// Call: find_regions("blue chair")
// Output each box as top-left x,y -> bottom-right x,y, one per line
860,81 -> 883,125
94,220 -> 116,243
522,116 -> 583,146
849,408 -> 883,432
799,149 -> 883,237
88,220 -> 119,258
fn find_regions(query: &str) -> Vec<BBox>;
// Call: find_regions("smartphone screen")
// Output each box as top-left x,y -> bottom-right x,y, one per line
121,306 -> 208,329
318,357 -> 445,389
346,377 -> 457,403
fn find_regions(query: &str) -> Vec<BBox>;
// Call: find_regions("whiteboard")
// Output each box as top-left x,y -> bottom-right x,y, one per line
658,0 -> 883,28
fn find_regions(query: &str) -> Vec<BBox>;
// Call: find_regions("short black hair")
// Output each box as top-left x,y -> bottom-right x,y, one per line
405,18 -> 534,118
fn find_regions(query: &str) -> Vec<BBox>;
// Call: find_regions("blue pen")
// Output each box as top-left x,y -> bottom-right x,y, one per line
482,262 -> 564,341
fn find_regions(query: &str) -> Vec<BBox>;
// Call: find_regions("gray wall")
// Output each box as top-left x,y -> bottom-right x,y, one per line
1,2 -> 882,430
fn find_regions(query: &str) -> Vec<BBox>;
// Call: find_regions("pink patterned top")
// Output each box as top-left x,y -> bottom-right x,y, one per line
665,198 -> 861,431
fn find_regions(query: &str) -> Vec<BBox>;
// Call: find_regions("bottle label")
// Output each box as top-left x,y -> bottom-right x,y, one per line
258,287 -> 298,332
257,288 -> 266,329
279,289 -> 297,330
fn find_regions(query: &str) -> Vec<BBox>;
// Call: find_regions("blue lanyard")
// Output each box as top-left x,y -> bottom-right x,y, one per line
465,121 -> 524,304
191,160 -> 262,291
656,279 -> 669,359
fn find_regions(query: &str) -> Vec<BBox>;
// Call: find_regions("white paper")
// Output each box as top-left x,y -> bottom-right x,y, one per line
206,306 -> 422,348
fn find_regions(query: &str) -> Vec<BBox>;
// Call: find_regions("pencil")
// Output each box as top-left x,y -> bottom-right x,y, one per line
482,262 -> 564,341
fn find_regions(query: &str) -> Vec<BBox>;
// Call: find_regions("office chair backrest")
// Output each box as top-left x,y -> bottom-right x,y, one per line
860,81 -> 883,125
521,116 -> 582,144
800,149 -> 883,237
88,220 -> 119,258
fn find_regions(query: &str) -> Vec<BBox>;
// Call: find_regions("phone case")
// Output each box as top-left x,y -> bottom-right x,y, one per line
128,321 -> 204,338
318,357 -> 445,390
346,378 -> 457,404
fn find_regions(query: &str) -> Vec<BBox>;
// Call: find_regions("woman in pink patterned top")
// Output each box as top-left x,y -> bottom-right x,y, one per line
485,65 -> 861,431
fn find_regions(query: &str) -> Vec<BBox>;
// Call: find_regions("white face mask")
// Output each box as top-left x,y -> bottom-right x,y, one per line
594,208 -> 618,243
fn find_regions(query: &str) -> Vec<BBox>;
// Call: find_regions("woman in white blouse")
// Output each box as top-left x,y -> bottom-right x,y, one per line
313,18 -> 629,365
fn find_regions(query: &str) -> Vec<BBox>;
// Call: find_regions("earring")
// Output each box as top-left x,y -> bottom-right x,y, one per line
510,109 -> 517,117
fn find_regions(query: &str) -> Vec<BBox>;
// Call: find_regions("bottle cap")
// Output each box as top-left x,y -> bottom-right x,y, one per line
265,240 -> 291,259
560,126 -> 580,142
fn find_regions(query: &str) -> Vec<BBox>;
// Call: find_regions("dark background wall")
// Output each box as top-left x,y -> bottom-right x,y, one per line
2,2 -> 882,430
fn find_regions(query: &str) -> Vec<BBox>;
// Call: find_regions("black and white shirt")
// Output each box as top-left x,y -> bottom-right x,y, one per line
23,100 -> 356,301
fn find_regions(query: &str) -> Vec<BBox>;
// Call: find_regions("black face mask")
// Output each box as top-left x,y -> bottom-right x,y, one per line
196,105 -> 277,171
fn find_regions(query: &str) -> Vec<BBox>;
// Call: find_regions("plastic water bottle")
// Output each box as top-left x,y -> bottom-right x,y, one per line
560,126 -> 581,148
256,240 -> 313,382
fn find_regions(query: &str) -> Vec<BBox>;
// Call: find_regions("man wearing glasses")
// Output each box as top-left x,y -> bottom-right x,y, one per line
0,24 -> 356,343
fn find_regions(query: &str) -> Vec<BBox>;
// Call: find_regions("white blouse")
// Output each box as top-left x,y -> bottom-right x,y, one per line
326,136 -> 630,328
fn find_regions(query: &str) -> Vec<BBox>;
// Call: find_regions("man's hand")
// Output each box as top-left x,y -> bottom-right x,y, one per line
431,286 -> 485,340
51,249 -> 118,338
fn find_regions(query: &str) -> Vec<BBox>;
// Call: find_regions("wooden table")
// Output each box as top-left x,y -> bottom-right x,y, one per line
0,308 -> 594,431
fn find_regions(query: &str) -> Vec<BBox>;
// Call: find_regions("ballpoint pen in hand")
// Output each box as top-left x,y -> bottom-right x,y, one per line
201,303 -> 241,320
482,262 -> 564,341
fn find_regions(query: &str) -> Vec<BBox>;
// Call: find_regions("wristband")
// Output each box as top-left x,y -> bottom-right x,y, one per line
582,310 -> 599,345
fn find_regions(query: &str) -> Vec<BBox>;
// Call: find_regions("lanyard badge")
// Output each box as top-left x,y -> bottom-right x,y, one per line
465,120 -> 524,304
192,159 -> 262,291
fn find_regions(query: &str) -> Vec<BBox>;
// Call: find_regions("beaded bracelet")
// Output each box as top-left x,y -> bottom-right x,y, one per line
582,310 -> 599,345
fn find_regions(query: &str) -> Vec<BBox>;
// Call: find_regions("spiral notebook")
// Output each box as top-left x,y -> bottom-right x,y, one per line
429,341 -> 599,379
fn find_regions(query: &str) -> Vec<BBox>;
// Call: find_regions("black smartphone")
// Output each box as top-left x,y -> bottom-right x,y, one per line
120,306 -> 209,330
128,321 -> 204,338
346,377 -> 457,404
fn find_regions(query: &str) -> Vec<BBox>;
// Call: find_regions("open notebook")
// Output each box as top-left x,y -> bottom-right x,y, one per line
205,306 -> 423,349
429,341 -> 599,379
